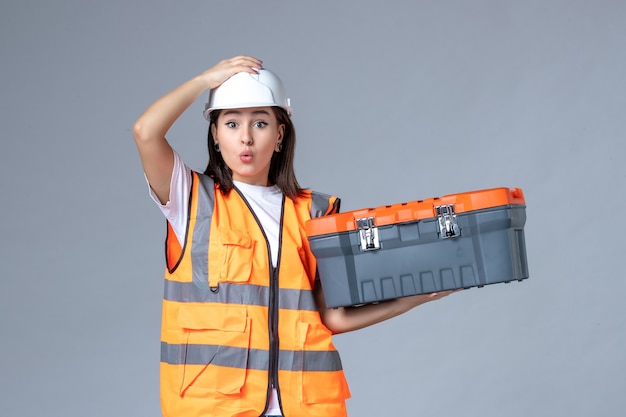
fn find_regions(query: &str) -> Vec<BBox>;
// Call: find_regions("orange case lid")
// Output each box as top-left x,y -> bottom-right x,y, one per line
306,187 -> 525,237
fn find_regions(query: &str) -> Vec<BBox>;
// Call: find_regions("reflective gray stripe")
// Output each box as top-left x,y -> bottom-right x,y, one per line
278,348 -> 344,372
190,174 -> 215,287
161,342 -> 343,372
310,191 -> 332,218
163,280 -> 318,311
278,287 -> 316,310
162,342 -> 266,369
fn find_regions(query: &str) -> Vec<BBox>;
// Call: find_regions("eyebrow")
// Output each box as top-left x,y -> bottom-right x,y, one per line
222,109 -> 271,117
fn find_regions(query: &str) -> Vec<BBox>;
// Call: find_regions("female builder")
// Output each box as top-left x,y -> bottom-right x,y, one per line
133,55 -> 452,417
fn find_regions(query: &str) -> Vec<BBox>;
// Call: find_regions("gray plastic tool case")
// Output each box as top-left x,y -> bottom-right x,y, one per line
305,187 -> 528,308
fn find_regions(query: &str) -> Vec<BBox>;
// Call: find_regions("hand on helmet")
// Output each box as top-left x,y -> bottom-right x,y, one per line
200,55 -> 263,90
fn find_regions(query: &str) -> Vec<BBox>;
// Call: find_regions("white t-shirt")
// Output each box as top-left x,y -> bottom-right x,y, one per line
146,150 -> 284,416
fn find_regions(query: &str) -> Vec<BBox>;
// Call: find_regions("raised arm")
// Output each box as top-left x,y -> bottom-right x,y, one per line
315,280 -> 456,334
132,55 -> 263,203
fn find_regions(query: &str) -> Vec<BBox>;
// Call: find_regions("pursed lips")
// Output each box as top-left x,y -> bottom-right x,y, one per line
239,149 -> 253,162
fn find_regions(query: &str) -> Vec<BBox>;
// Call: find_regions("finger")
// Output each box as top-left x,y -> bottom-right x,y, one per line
204,56 -> 264,88
225,55 -> 263,71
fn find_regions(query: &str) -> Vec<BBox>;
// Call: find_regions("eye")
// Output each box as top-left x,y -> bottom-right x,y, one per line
225,121 -> 237,128
253,121 -> 268,128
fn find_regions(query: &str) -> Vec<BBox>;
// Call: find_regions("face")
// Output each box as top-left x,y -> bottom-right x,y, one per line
211,107 -> 284,186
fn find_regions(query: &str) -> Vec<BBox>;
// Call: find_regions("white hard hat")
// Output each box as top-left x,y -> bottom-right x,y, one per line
203,69 -> 292,120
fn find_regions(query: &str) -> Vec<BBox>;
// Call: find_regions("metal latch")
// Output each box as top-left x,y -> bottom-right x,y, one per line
435,204 -> 460,239
356,217 -> 380,251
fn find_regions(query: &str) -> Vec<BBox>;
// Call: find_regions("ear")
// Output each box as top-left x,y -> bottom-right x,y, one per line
275,124 -> 285,151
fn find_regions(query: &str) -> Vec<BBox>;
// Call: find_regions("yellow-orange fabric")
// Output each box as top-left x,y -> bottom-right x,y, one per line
160,172 -> 350,417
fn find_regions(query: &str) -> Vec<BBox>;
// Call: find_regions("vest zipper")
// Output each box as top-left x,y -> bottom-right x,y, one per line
268,265 -> 281,414
233,187 -> 284,417
268,222 -> 284,416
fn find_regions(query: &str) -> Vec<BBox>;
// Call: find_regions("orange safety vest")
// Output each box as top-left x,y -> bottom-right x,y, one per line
159,171 -> 351,417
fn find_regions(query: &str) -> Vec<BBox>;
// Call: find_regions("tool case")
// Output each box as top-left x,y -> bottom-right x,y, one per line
305,187 -> 528,308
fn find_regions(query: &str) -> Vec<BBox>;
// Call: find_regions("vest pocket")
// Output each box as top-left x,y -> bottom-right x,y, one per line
177,304 -> 250,398
217,227 -> 254,283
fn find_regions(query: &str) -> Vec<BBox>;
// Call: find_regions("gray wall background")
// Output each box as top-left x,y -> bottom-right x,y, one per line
1,1 -> 624,416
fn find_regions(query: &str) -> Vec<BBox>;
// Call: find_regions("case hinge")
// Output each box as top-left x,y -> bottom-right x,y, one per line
356,217 -> 380,251
435,204 -> 460,239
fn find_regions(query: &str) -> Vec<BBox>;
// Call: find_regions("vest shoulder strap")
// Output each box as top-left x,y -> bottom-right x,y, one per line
310,191 -> 341,218
195,172 -> 216,217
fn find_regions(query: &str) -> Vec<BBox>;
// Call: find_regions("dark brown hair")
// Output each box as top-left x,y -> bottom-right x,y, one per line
204,107 -> 304,199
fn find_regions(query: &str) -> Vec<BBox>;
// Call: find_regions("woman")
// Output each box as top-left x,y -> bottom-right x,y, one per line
133,55 -> 451,417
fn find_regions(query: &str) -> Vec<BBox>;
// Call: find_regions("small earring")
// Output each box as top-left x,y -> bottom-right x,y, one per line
276,142 -> 283,152
214,142 -> 220,152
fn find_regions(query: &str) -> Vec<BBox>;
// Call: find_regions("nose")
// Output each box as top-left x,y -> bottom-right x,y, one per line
241,125 -> 253,146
